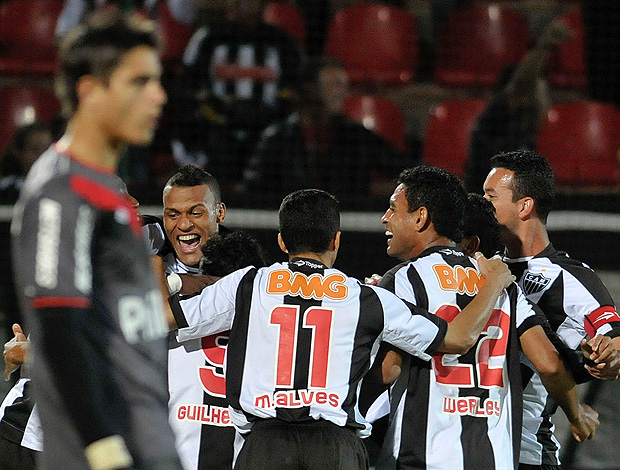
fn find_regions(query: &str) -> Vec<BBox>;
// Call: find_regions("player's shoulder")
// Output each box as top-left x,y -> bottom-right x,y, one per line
535,245 -> 595,276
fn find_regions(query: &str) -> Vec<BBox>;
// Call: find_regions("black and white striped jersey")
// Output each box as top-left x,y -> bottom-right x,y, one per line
376,246 -> 540,470
506,243 -> 620,466
171,257 -> 448,438
0,376 -> 41,451
181,21 -> 302,111
142,214 -> 237,470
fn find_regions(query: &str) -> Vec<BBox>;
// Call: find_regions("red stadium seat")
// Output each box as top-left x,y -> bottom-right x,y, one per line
0,87 -> 61,154
536,101 -> 620,188
0,0 -> 63,76
423,99 -> 487,177
156,2 -> 194,66
434,4 -> 529,88
548,9 -> 587,91
324,3 -> 418,85
263,1 -> 307,44
342,95 -> 407,152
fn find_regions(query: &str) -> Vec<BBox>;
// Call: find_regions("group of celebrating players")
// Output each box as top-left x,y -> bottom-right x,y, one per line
2,9 -> 620,470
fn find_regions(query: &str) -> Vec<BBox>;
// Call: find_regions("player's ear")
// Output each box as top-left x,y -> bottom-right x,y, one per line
519,197 -> 535,219
76,75 -> 101,107
216,202 -> 226,223
331,231 -> 341,253
277,233 -> 288,254
461,235 -> 480,257
417,206 -> 430,232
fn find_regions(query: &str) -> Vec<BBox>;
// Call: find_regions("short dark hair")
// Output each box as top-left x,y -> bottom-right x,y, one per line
398,166 -> 467,243
464,194 -> 502,258
200,231 -> 266,276
491,150 -> 555,222
279,189 -> 340,255
56,10 -> 161,117
164,165 -> 221,203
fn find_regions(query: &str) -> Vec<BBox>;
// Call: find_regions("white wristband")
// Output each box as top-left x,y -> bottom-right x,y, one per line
166,273 -> 183,295
84,435 -> 133,470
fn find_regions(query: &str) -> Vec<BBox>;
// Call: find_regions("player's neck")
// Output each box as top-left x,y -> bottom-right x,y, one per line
288,251 -> 335,268
504,218 -> 549,259
406,235 -> 455,260
58,115 -> 124,172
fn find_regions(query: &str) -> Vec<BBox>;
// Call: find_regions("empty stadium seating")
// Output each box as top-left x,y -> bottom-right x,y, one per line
434,4 -> 529,88
342,95 -> 407,152
423,98 -> 487,177
325,3 -> 418,85
536,101 -> 620,188
263,1 -> 307,44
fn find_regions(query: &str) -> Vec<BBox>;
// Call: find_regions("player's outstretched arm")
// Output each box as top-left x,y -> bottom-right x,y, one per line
3,323 -> 29,380
581,335 -> 620,380
439,253 -> 515,354
522,325 -> 599,442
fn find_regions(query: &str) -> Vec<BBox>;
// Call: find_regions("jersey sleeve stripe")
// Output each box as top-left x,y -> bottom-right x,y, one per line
31,296 -> 90,309
169,294 -> 189,328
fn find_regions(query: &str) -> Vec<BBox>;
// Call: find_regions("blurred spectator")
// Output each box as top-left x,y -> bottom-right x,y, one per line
0,122 -> 52,205
170,0 -> 304,192
56,0 -> 197,37
464,18 -> 571,194
240,56 -> 404,209
582,0 -> 620,108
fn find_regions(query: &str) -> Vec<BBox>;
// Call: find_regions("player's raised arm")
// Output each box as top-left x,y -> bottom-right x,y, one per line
521,325 -> 599,442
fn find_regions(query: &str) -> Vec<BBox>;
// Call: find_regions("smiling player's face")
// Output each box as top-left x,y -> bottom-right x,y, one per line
163,185 -> 223,267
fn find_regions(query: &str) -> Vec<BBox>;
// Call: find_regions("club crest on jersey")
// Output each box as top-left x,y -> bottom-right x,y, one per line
522,271 -> 551,296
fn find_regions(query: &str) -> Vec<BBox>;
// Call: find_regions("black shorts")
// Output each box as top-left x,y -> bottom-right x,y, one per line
234,419 -> 369,470
0,436 -> 38,470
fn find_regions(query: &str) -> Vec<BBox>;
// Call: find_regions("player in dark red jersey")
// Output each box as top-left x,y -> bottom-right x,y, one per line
483,150 -> 620,469
11,11 -> 182,470
372,167 -> 597,470
165,188 -> 516,470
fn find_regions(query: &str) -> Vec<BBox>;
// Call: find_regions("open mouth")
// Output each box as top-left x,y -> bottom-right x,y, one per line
385,230 -> 393,244
177,234 -> 201,254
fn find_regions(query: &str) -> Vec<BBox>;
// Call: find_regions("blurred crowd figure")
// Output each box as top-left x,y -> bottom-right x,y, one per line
465,18 -> 571,194
169,0 -> 304,193
240,56 -> 404,209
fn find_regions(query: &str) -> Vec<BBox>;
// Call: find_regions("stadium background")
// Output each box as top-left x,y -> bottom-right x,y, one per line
0,1 -> 619,468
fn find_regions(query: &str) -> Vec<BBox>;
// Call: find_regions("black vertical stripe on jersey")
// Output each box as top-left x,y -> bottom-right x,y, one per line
226,268 -> 258,416
398,264 -> 431,469
536,273 -> 566,332
506,284 -> 524,470
275,260 -> 324,422
197,332 -> 236,470
341,285 -> 386,432
0,380 -> 34,445
455,296 -> 494,469
406,265 -> 428,310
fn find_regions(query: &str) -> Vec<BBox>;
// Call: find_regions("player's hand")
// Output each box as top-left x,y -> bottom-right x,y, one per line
569,403 -> 599,443
3,323 -> 29,381
475,252 -> 515,290
581,335 -> 620,380
364,274 -> 382,286
381,350 -> 403,384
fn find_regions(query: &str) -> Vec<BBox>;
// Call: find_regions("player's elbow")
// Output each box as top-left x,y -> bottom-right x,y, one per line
534,353 -> 564,378
440,332 -> 477,355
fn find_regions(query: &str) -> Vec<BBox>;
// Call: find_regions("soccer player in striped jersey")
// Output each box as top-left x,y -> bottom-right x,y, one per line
373,167 -> 597,470
483,150 -> 620,470
165,188 -> 516,470
11,10 -> 182,470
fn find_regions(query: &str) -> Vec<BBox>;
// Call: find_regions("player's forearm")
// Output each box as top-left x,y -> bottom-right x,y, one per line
539,363 -> 581,424
440,279 -> 505,354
